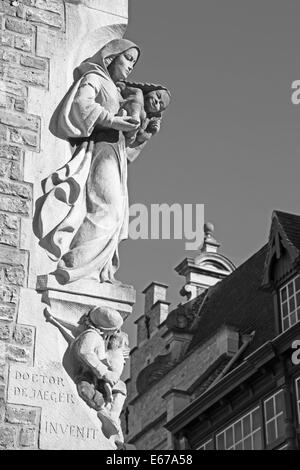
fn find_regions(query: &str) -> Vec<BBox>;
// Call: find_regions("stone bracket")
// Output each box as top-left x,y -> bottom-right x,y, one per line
36,274 -> 136,321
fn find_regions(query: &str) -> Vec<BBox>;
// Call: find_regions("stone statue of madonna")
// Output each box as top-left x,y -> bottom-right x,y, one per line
33,39 -> 169,285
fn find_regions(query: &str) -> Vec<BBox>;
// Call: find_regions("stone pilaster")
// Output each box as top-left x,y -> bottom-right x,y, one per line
0,0 -> 131,450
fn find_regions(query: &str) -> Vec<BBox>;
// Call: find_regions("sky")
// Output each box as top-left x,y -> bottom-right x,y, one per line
118,0 -> 300,352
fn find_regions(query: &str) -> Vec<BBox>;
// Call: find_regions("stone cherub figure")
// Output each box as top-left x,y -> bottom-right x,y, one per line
44,305 -> 129,447
102,329 -> 129,405
117,81 -> 171,146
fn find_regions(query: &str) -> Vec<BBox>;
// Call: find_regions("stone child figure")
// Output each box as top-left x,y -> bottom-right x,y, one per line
103,330 -> 129,404
44,305 -> 128,444
117,81 -> 171,145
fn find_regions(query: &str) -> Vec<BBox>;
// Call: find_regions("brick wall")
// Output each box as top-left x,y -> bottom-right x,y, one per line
129,327 -> 168,400
0,0 -> 64,449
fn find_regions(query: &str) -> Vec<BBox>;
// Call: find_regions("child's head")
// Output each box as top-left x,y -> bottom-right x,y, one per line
122,81 -> 171,117
107,331 -> 129,350
144,88 -> 170,115
86,306 -> 123,334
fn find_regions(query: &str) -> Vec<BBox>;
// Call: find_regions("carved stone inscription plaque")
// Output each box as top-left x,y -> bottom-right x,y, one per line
7,363 -> 108,449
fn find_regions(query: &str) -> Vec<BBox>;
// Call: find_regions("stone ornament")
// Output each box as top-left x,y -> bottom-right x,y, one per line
44,305 -> 129,447
33,38 -> 170,285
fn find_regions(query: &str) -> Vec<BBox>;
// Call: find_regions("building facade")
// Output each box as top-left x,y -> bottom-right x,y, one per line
124,212 -> 300,450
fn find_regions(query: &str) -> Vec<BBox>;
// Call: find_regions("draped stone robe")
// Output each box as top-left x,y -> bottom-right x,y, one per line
34,70 -> 130,284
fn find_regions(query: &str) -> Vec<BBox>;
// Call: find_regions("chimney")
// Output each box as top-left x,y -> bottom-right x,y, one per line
143,281 -> 168,313
135,282 -> 170,346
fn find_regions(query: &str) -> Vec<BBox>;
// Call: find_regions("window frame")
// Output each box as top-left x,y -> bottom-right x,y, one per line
215,405 -> 263,450
195,388 -> 287,450
197,438 -> 214,450
263,389 -> 285,446
279,274 -> 300,332
277,444 -> 288,450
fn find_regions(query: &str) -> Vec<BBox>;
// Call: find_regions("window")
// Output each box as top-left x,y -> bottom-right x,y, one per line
198,439 -> 214,450
263,390 -> 285,445
279,275 -> 300,331
295,377 -> 300,424
216,407 -> 262,450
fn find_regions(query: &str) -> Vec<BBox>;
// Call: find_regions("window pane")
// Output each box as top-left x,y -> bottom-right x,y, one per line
295,276 -> 300,292
253,430 -> 262,450
281,286 -> 287,302
252,408 -> 261,430
275,391 -> 284,414
244,415 -> 251,435
282,302 -> 288,317
226,427 -> 233,448
267,420 -> 276,444
277,414 -> 285,439
235,442 -> 243,450
297,308 -> 300,322
289,297 -> 295,312
283,317 -> 289,331
291,312 -> 296,325
234,421 -> 242,442
244,436 -> 252,450
265,398 -> 274,421
296,291 -> 300,307
217,433 -> 225,450
206,440 -> 214,450
288,282 -> 294,297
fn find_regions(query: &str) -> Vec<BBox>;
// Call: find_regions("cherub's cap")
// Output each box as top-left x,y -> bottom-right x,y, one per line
89,306 -> 123,332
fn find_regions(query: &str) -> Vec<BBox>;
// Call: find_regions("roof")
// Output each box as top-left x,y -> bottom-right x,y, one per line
136,244 -> 276,396
274,210 -> 300,253
187,244 -> 275,355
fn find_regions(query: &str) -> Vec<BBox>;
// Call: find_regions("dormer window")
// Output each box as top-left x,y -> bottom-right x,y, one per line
279,275 -> 300,332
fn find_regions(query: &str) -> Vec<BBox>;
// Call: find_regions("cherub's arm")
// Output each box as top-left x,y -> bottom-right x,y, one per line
125,116 -> 161,161
131,117 -> 161,146
106,350 -> 125,378
44,308 -> 75,345
145,117 -> 161,135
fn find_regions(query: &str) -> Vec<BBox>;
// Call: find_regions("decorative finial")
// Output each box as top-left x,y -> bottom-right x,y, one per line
200,222 -> 219,253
